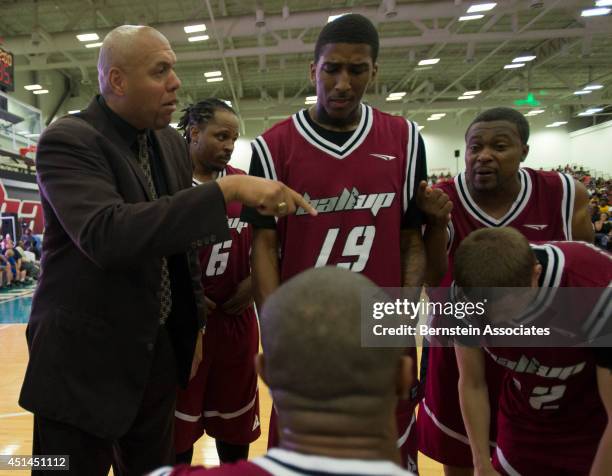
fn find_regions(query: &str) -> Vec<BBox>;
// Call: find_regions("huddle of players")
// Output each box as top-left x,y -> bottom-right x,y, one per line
170,13 -> 611,476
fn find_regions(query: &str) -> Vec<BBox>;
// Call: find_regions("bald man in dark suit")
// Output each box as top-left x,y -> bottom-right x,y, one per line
19,25 -> 313,476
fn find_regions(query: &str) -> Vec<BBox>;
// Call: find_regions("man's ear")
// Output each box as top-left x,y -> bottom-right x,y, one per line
396,355 -> 415,400
521,144 -> 530,162
370,62 -> 379,83
309,61 -> 316,85
108,67 -> 126,96
531,263 -> 542,287
189,126 -> 200,144
255,353 -> 268,386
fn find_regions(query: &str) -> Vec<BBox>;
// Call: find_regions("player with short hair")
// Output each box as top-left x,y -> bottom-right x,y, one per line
149,267 -> 417,476
242,13 -> 427,471
174,99 -> 261,464
417,107 -> 594,476
454,227 -> 612,476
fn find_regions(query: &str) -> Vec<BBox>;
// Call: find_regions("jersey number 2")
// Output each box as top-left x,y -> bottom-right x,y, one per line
529,385 -> 566,410
315,226 -> 375,272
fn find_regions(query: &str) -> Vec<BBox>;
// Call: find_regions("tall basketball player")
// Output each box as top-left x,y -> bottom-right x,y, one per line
417,107 -> 593,476
242,14 -> 427,472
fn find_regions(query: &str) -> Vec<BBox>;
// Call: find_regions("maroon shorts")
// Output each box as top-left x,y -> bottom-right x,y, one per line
174,306 -> 261,452
417,345 -> 502,467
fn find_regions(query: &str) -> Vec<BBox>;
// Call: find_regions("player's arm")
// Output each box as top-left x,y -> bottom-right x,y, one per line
241,144 -> 282,310
572,180 -> 595,243
590,349 -> 612,476
401,133 -> 428,288
416,180 -> 452,286
455,344 -> 499,475
251,229 -> 280,310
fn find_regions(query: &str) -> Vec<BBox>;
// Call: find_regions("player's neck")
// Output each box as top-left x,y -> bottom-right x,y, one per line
193,166 -> 218,183
468,176 -> 522,218
308,105 -> 361,132
277,411 -> 400,464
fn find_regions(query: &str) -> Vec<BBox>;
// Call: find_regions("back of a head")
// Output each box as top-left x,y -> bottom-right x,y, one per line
314,14 -> 379,63
466,107 -> 530,145
260,267 -> 402,411
454,227 -> 535,288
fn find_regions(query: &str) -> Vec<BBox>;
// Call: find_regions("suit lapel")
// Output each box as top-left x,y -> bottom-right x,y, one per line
82,98 -> 154,200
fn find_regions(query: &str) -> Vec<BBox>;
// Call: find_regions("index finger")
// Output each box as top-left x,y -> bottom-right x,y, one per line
289,189 -> 318,216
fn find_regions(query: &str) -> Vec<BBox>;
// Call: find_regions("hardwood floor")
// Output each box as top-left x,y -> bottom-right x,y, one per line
0,324 -> 443,475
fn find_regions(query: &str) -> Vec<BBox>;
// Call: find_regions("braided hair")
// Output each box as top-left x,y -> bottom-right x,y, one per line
177,98 -> 236,143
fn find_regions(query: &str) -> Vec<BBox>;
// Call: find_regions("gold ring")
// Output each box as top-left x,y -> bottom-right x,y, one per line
276,201 -> 288,214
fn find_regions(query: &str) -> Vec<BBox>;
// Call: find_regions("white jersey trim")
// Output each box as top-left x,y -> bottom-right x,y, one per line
514,244 -> 564,325
252,136 -> 278,181
495,446 -> 522,476
252,448 -> 416,475
583,283 -> 612,340
203,387 -> 259,420
455,169 -> 532,228
559,172 -> 575,240
403,120 -> 419,214
396,413 -> 416,448
174,410 -> 200,423
291,104 -> 374,160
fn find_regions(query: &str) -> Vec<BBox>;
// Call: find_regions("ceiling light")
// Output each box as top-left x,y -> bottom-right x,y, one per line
386,96 -> 403,101
464,90 -> 482,95
584,84 -> 604,90
574,90 -> 592,95
328,14 -> 349,23
76,33 -> 99,42
458,95 -> 475,100
545,121 -> 567,128
24,84 -> 42,91
504,63 -> 525,69
24,133 -> 40,138
596,0 -> 612,6
207,77 -> 223,83
467,3 -> 497,13
525,109 -> 545,116
188,35 -> 209,42
512,54 -> 536,62
33,89 -> 49,95
223,100 -> 233,107
170,123 -> 179,128
418,125 -> 425,131
418,58 -> 440,66
581,7 -> 611,17
204,71 -> 222,78
184,24 -> 207,34
305,96 -> 317,101
85,42 -> 103,48
68,110 -> 80,114
459,14 -> 484,21
579,107 -> 604,116
388,92 -> 406,98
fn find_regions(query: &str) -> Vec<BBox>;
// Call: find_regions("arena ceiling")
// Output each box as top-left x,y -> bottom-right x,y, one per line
1,0 -> 611,124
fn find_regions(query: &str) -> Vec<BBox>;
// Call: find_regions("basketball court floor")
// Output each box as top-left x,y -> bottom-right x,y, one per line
0,290 -> 442,475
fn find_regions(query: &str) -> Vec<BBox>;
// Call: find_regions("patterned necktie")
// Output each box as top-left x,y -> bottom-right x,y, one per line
137,133 -> 172,324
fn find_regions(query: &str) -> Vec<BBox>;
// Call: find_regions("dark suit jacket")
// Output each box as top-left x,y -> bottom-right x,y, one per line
19,97 -> 230,439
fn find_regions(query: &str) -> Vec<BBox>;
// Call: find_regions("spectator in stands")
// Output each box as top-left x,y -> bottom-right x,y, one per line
600,197 -> 610,215
595,213 -> 612,250
0,253 -> 13,290
15,240 -> 39,280
22,228 -> 41,259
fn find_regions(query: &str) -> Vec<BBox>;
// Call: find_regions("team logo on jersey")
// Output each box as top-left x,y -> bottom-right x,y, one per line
369,153 -> 396,161
227,217 -> 248,234
523,224 -> 548,231
252,415 -> 260,431
296,187 -> 396,217
486,349 -> 585,381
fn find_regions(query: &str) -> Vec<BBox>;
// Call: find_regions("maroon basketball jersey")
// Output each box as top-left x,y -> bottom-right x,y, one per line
488,241 -> 612,472
439,168 -> 576,277
253,104 -> 422,287
193,165 -> 252,304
